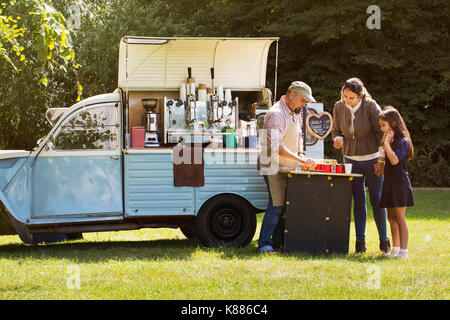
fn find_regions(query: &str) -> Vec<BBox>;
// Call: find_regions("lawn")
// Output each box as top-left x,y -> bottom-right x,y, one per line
0,190 -> 448,300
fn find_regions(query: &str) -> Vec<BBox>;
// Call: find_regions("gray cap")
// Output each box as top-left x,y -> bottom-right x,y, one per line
288,81 -> 316,103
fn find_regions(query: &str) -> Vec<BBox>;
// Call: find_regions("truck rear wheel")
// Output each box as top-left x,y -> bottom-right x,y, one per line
179,224 -> 198,239
195,194 -> 256,247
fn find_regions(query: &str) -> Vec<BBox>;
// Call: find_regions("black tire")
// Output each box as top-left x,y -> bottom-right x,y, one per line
66,233 -> 83,241
179,224 -> 198,239
195,194 -> 256,247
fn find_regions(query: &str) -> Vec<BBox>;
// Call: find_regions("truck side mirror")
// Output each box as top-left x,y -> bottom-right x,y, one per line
45,139 -> 54,151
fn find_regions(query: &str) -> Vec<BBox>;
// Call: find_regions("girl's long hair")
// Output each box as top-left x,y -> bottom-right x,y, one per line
379,106 -> 414,160
340,77 -> 372,101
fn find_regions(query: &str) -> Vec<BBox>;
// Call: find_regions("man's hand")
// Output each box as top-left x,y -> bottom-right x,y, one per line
333,136 -> 344,149
299,157 -> 315,170
374,161 -> 384,177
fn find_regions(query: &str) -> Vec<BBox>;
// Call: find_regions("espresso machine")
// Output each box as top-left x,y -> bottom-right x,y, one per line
142,98 -> 161,147
163,67 -> 239,145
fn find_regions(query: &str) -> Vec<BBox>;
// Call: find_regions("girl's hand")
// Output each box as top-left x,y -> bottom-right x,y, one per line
385,130 -> 394,145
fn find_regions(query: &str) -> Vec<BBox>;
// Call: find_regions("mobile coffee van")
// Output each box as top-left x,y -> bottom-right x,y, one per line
0,37 -> 324,246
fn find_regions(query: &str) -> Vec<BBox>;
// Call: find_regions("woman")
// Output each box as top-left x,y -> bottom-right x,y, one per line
331,78 -> 390,254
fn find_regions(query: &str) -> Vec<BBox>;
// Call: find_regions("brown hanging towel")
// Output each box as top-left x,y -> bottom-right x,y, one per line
173,145 -> 205,187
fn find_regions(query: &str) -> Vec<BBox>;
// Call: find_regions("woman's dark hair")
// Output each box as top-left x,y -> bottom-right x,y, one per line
379,106 -> 414,160
340,77 -> 372,100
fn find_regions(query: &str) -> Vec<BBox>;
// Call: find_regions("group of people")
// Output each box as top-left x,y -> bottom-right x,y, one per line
258,78 -> 414,259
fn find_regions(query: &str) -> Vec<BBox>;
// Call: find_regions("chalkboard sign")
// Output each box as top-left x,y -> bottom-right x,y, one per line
306,112 -> 333,140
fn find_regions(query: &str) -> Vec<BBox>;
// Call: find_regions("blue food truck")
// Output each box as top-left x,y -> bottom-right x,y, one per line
0,37 -> 324,246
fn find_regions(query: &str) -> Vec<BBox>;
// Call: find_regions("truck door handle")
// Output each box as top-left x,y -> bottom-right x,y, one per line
110,155 -> 119,161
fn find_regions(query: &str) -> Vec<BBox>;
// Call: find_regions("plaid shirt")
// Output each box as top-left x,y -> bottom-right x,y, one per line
263,95 -> 303,153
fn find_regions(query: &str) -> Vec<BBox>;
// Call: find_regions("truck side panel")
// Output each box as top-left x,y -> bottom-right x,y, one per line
124,150 -> 268,218
198,150 -> 267,211
124,152 -> 196,216
2,158 -> 32,223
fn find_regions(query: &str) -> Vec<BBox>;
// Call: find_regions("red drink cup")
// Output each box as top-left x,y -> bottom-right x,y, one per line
336,164 -> 344,173
323,164 -> 332,173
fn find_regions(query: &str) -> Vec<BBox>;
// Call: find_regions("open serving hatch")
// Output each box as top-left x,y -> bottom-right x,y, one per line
118,36 -> 279,93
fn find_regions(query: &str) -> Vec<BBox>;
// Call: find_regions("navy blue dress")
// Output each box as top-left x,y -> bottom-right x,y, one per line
379,137 -> 414,208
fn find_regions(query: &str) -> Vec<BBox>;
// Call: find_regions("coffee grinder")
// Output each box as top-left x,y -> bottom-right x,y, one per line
142,98 -> 161,147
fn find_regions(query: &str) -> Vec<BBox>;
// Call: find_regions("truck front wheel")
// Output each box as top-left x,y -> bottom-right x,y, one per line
195,195 -> 256,247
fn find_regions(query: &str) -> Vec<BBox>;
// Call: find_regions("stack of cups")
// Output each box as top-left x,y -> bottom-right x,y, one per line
217,86 -> 224,101
224,89 -> 232,102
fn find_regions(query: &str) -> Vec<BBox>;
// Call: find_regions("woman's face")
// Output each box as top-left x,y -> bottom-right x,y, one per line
342,88 -> 361,107
379,119 -> 391,134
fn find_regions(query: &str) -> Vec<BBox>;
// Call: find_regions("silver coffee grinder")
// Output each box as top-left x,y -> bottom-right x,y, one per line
142,98 -> 161,147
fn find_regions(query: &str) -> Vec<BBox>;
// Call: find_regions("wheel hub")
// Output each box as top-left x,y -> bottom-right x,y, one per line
211,208 -> 242,240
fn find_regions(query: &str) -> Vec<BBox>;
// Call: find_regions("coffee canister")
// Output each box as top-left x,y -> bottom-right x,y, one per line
179,83 -> 186,101
198,83 -> 207,101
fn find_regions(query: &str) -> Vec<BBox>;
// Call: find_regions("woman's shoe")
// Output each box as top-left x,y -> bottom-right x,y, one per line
355,239 -> 367,253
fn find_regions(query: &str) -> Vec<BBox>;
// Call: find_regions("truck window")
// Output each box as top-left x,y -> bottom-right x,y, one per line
54,105 -> 118,150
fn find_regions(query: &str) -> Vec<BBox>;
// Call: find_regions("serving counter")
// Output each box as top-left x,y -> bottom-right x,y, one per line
283,170 -> 363,255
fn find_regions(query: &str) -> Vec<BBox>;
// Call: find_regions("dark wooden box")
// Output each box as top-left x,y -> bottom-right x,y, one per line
284,172 -> 359,255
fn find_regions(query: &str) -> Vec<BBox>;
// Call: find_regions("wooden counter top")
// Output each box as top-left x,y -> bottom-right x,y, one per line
124,147 -> 260,154
289,170 -> 363,178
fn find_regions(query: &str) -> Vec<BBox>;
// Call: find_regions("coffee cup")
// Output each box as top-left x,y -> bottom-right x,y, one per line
344,163 -> 353,174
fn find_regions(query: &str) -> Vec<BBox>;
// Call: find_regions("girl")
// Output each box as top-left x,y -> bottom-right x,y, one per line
379,107 -> 414,259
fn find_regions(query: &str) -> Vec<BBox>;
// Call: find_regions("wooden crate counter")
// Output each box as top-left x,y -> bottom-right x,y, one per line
283,170 -> 363,255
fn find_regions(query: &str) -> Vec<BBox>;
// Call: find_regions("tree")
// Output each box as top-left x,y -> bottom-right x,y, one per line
1,0 -> 448,185
0,0 -> 80,150
1,0 -> 79,90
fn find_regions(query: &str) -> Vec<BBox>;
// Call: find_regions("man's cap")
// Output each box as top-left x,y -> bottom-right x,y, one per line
288,81 -> 316,103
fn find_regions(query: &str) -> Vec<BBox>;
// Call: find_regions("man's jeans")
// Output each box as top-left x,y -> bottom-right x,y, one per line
344,157 -> 388,242
257,175 -> 284,251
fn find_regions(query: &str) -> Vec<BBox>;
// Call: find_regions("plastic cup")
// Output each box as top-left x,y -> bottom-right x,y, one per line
323,164 -> 332,173
344,163 -> 353,174
336,164 -> 344,173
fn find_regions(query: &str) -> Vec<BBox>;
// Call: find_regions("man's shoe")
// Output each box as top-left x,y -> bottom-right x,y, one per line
257,245 -> 274,254
379,238 -> 391,254
355,239 -> 367,253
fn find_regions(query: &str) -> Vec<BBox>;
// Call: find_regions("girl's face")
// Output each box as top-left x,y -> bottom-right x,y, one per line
342,88 -> 361,107
379,119 -> 391,134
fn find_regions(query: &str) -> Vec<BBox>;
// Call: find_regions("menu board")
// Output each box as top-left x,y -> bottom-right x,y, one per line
306,112 -> 332,140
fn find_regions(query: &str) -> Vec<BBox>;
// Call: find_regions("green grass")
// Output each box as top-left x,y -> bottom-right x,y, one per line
0,190 -> 448,299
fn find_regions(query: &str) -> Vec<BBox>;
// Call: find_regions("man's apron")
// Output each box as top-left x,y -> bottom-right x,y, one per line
267,120 -> 301,206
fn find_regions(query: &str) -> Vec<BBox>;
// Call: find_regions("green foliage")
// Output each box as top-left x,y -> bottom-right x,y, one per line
0,1 -> 26,70
0,0 -> 448,186
0,0 -> 81,150
0,0 -> 78,84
